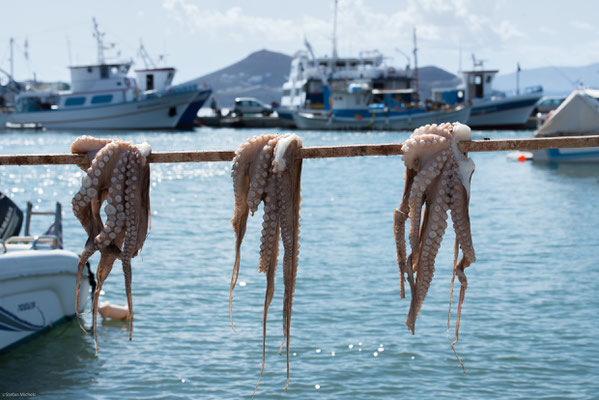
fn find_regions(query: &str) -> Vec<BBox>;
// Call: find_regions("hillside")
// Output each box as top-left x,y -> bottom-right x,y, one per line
494,63 -> 599,96
195,49 -> 292,108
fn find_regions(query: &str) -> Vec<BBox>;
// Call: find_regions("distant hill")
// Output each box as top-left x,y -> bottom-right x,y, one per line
195,50 -> 464,108
494,63 -> 599,96
195,49 -> 292,108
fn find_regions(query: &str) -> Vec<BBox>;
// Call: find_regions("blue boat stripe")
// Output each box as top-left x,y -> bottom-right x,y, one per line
0,323 -> 19,332
0,306 -> 45,331
471,98 -> 539,116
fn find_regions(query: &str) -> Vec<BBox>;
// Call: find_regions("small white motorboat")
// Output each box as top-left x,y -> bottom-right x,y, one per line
532,89 -> 599,162
0,195 -> 91,353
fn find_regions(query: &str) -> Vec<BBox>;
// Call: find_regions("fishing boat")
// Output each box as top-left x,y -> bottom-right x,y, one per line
134,43 -> 212,129
531,88 -> 599,162
4,20 -> 208,130
0,195 -> 91,353
293,87 -> 470,130
282,35 -> 469,130
461,58 -> 543,129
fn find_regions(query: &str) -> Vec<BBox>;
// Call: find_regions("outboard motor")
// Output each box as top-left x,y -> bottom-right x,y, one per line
0,192 -> 23,240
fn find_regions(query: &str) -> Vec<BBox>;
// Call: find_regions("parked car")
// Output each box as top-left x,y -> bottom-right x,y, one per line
233,97 -> 272,116
534,96 -> 565,114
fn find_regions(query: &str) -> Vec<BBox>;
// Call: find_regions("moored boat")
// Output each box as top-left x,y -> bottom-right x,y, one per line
531,88 -> 599,162
461,64 -> 543,129
293,101 -> 470,131
0,197 -> 91,353
4,20 -> 208,130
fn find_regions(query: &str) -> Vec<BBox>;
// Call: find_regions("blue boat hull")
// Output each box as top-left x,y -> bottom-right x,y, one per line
176,89 -> 212,129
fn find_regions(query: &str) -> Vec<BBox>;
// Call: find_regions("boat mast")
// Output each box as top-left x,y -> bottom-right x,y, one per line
332,0 -> 338,60
516,62 -> 521,95
92,17 -> 113,65
9,37 -> 14,81
412,27 -> 419,104
138,40 -> 157,69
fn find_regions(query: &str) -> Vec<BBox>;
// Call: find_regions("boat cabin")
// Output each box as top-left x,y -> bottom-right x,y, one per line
69,62 -> 133,93
462,69 -> 498,101
135,68 -> 175,92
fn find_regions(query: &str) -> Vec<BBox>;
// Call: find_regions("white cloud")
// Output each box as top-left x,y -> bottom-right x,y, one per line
570,19 -> 594,32
162,0 -> 303,43
494,20 -> 525,40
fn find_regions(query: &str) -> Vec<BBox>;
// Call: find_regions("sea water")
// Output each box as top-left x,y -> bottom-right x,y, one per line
0,128 -> 598,399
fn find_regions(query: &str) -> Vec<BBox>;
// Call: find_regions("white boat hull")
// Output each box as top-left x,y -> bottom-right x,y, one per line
0,249 -> 89,352
468,93 -> 542,129
7,90 -> 198,130
293,106 -> 470,131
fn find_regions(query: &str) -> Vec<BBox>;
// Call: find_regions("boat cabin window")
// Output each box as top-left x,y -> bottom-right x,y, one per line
17,96 -> 57,112
469,74 -> 484,98
282,89 -> 291,96
64,97 -> 86,106
146,74 -> 154,91
100,65 -> 109,79
87,67 -> 93,73
91,94 -> 113,104
336,61 -> 345,68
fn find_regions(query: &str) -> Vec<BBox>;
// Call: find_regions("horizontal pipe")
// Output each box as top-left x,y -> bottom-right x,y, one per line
1,135 -> 598,166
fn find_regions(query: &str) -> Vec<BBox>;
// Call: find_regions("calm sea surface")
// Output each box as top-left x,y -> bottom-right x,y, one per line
0,127 -> 598,399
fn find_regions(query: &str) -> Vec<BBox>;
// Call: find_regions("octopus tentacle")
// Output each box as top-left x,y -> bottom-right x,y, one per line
230,135 -> 277,329
446,156 -> 475,370
71,136 -> 151,354
231,133 -> 303,393
273,135 -> 302,391
397,123 -> 476,348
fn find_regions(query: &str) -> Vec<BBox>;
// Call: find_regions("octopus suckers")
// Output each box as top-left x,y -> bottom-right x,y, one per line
394,123 -> 476,370
70,135 -> 152,356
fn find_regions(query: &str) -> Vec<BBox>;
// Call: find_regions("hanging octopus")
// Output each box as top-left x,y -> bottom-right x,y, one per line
230,133 -> 302,393
71,136 -> 151,355
393,123 -> 475,369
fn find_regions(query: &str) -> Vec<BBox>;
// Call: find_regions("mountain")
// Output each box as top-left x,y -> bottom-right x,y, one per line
417,66 -> 462,98
195,50 -> 463,108
494,63 -> 599,96
195,49 -> 292,108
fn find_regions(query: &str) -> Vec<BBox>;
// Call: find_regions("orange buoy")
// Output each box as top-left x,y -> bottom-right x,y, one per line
98,302 -> 129,320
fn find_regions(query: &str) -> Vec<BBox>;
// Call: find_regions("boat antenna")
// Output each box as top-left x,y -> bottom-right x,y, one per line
332,0 -> 339,61
471,54 -> 485,70
92,17 -> 114,65
412,27 -> 420,104
138,40 -> 156,69
66,35 -> 73,66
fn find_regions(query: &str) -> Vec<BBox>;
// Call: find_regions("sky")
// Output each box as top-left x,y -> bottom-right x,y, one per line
1,0 -> 598,85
